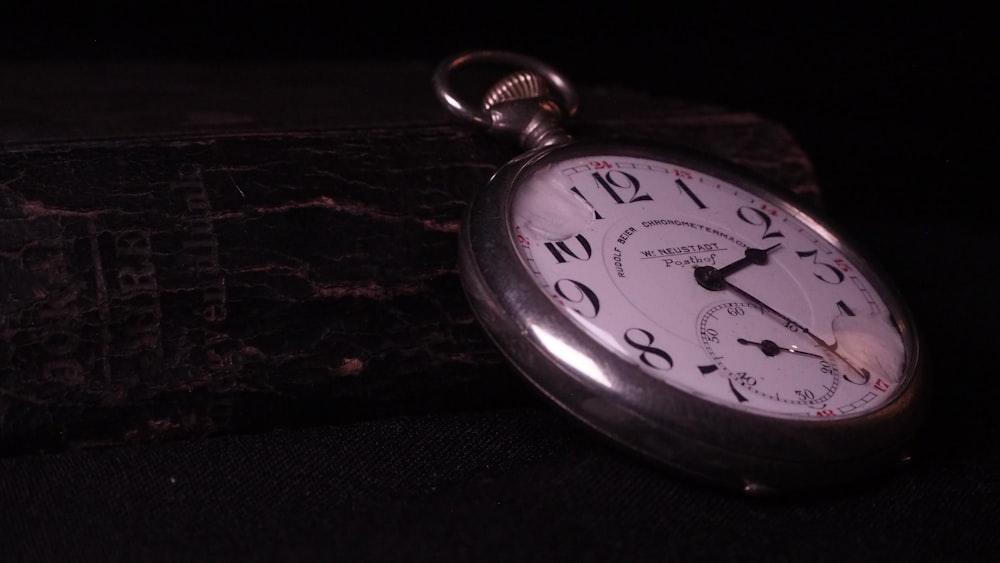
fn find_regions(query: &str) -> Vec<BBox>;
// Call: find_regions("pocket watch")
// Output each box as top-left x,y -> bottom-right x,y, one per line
432,50 -> 926,495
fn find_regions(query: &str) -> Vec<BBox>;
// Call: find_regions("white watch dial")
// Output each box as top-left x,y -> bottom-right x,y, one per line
510,154 -> 908,419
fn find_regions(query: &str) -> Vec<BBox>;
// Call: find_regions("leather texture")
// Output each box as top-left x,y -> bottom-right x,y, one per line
0,62 -> 821,455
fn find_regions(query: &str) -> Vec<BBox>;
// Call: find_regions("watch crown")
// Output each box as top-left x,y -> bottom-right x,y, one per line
482,71 -> 551,110
480,71 -> 572,150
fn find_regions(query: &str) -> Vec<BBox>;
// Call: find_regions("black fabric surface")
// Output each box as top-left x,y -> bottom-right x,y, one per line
1,5 -> 995,562
0,405 -> 995,562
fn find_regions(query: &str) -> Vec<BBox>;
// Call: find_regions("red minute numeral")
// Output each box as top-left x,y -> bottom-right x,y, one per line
816,409 -> 836,417
760,203 -> 779,216
874,378 -> 889,392
515,226 -> 530,247
673,169 -> 693,179
833,258 -> 852,273
590,160 -> 613,169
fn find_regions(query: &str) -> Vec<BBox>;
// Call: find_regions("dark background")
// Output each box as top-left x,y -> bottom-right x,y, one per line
2,3 -> 990,228
1,3 -> 995,562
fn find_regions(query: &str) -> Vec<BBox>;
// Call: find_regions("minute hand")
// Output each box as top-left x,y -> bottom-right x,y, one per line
722,280 -> 871,384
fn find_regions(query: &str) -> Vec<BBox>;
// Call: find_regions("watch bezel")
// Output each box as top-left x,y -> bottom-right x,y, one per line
458,139 -> 926,494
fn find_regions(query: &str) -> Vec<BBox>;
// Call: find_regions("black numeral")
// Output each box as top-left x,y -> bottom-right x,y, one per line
544,234 -> 592,264
733,371 -> 758,388
796,249 -> 846,284
728,380 -> 749,402
702,328 -> 720,344
592,170 -> 653,205
553,279 -> 600,318
676,179 -> 707,209
795,389 -> 816,401
623,328 -> 674,370
836,300 -> 856,316
737,206 -> 784,239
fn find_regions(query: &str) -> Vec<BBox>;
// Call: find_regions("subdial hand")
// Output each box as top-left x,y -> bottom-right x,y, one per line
737,338 -> 824,359
724,281 -> 871,384
695,243 -> 781,291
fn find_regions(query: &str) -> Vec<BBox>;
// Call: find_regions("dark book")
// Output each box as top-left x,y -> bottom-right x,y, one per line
0,60 -> 821,455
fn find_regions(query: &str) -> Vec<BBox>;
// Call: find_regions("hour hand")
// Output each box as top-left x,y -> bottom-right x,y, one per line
695,244 -> 781,291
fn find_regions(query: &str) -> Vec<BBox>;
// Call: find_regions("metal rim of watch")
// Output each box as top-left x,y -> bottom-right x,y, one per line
458,139 -> 927,495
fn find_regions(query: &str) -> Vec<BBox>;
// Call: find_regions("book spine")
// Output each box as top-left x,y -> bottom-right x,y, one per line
0,130 -> 514,453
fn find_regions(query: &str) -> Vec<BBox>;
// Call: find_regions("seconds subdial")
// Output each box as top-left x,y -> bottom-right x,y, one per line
698,301 -> 844,406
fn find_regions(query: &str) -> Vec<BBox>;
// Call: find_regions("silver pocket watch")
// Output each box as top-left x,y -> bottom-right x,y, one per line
433,50 -> 927,495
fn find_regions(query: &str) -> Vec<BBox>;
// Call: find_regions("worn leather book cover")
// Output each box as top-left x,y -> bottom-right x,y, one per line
0,61 -> 821,455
